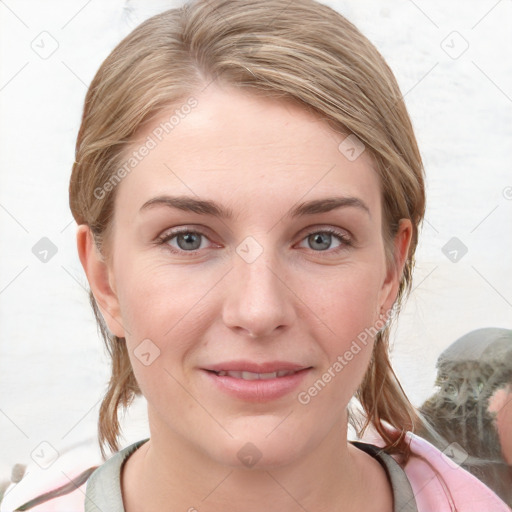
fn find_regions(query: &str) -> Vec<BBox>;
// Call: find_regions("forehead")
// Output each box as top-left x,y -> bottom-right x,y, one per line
115,84 -> 381,220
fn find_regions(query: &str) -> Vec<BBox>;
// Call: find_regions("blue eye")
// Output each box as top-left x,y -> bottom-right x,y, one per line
301,229 -> 352,252
155,227 -> 353,255
156,229 -> 208,252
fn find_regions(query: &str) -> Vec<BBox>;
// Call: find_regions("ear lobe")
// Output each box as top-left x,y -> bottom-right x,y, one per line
380,219 -> 413,316
76,225 -> 126,338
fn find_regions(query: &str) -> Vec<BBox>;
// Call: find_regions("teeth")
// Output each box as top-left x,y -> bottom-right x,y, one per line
216,370 -> 296,380
242,371 -> 262,380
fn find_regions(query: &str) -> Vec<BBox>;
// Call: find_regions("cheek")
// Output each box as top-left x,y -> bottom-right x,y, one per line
319,265 -> 383,336
115,254 -> 214,335
300,267 -> 384,398
113,256 -> 223,384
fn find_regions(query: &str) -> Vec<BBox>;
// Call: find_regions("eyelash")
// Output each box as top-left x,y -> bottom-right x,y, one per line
154,227 -> 353,256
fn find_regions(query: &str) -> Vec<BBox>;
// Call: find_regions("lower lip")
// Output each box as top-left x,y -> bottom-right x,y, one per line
202,369 -> 311,402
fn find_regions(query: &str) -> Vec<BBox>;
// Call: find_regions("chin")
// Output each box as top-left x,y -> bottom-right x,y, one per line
206,424 -> 313,470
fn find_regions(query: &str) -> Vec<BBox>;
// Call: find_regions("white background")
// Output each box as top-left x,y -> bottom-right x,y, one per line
1,0 -> 511,486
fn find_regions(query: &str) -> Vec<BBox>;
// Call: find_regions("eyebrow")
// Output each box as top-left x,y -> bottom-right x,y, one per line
139,195 -> 370,219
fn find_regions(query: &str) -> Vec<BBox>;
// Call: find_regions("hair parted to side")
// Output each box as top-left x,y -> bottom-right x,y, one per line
69,0 -> 426,460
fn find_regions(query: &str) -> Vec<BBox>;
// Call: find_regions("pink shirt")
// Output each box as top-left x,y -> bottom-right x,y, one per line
2,432 -> 510,511
370,431 -> 511,511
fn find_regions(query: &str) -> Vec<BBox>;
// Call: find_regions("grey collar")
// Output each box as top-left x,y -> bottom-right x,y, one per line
85,438 -> 417,512
351,441 -> 418,512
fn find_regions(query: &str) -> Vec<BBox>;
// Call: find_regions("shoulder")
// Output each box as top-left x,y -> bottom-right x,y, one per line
403,432 -> 511,511
0,441 -> 99,512
362,430 -> 511,512
0,440 -> 148,512
84,438 -> 149,510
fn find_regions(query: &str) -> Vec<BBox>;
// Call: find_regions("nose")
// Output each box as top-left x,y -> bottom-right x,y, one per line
222,246 -> 295,339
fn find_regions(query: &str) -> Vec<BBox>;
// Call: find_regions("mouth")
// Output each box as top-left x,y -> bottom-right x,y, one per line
202,361 -> 312,402
211,369 -> 299,380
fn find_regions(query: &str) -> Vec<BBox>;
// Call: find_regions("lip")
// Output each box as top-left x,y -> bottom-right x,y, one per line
202,360 -> 312,402
206,360 -> 309,373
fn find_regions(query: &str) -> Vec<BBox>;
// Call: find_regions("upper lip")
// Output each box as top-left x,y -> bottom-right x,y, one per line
204,361 -> 311,373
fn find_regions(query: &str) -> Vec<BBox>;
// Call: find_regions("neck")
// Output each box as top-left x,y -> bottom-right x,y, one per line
122,411 -> 392,512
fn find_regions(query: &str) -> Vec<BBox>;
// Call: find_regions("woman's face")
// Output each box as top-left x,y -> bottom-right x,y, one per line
82,84 -> 410,468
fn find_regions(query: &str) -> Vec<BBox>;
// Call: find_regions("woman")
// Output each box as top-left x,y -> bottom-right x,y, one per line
8,0 -> 511,510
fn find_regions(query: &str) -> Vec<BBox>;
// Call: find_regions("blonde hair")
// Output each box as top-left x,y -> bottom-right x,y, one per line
69,0 -> 425,460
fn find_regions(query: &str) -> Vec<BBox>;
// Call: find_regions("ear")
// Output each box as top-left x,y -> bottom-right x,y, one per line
76,224 -> 126,338
379,218 -> 413,319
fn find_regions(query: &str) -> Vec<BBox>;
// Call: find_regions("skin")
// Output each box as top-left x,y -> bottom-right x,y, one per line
77,83 -> 412,512
489,383 -> 512,465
